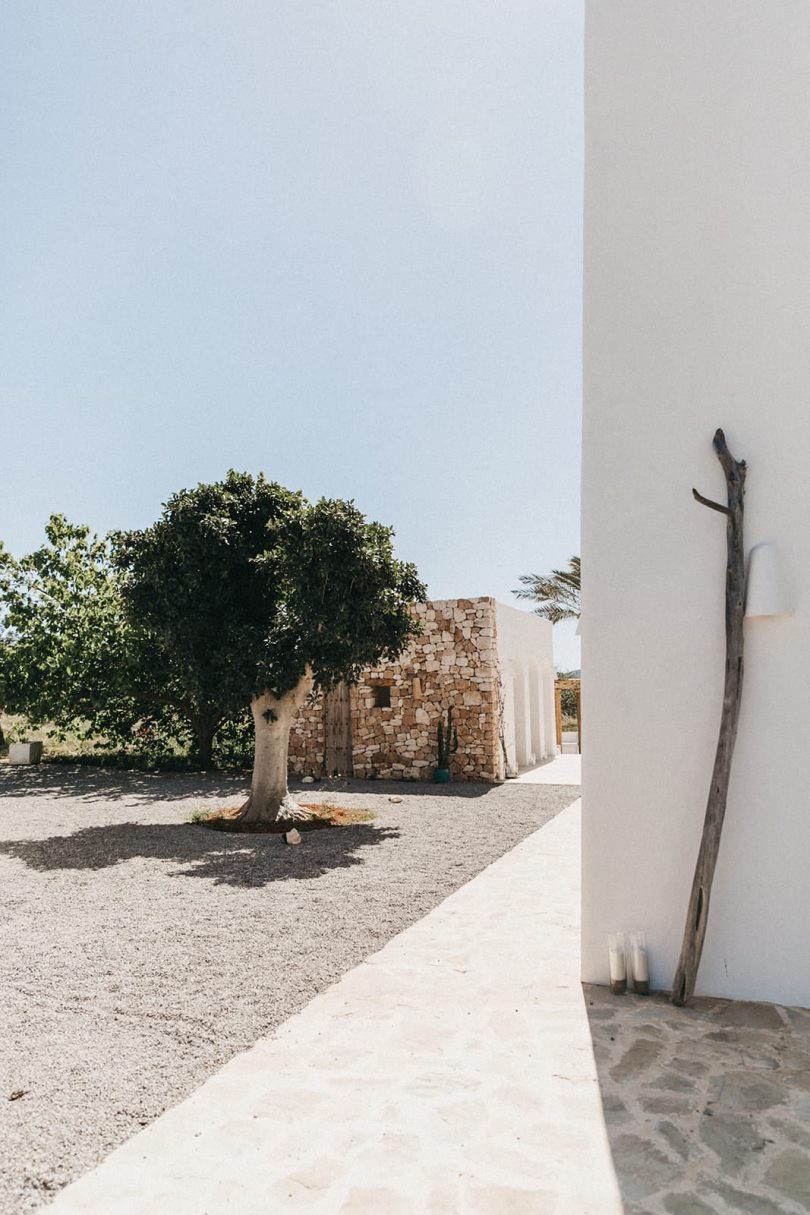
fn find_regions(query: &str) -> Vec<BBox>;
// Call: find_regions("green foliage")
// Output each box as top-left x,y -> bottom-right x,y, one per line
437,705 -> 459,768
115,473 -> 427,715
0,475 -> 424,773
514,556 -> 580,624
556,670 -> 579,719
210,710 -> 254,768
0,516 -> 169,749
0,517 -> 239,766
259,496 -> 426,694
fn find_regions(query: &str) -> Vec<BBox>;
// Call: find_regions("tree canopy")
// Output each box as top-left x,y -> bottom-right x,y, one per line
116,472 -> 426,814
116,472 -> 424,699
0,475 -> 425,803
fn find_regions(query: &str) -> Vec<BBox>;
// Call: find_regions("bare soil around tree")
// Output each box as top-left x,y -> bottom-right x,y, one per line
0,766 -> 577,1214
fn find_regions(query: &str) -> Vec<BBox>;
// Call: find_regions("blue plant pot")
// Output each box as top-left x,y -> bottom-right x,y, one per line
433,767 -> 451,783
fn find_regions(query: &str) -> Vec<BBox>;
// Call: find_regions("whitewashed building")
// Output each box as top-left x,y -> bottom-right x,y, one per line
497,603 -> 557,777
583,1 -> 810,1006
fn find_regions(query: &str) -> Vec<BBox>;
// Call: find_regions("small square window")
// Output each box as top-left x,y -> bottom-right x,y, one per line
372,686 -> 391,708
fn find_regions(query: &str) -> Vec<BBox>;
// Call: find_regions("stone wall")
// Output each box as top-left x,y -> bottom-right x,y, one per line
288,597 -> 504,783
287,693 -> 325,780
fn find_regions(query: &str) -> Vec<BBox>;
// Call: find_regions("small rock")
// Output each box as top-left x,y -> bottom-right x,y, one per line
283,829 -> 302,845
9,1090 -> 28,1101
388,796 -> 403,803
301,776 -> 315,784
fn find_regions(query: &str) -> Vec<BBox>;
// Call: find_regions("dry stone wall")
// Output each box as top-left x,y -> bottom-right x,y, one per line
287,695 -> 324,780
288,598 -> 504,783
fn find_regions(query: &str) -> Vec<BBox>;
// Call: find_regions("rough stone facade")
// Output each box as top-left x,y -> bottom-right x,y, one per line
288,694 -> 325,777
288,598 -> 504,783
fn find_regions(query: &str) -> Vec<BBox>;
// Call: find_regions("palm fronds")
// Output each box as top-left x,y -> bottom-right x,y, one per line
514,556 -> 580,624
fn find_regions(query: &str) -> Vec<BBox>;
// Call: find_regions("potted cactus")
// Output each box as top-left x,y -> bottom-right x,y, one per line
434,706 -> 458,783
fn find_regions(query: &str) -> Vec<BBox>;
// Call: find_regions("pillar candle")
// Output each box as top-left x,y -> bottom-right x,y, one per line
631,932 -> 650,996
608,933 -> 626,994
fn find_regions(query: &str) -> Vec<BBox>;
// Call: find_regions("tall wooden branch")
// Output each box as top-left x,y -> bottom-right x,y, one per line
672,428 -> 747,1007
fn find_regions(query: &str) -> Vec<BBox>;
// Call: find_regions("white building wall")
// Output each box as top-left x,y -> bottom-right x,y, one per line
583,1 -> 810,1005
495,604 -> 555,775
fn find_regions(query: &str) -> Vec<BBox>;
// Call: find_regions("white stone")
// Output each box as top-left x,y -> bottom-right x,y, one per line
283,829 -> 301,845
301,775 -> 315,784
8,742 -> 43,765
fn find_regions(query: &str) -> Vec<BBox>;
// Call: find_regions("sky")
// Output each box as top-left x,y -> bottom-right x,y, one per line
0,1 -> 583,670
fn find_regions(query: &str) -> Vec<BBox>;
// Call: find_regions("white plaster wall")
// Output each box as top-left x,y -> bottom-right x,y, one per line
495,604 -> 555,771
501,676 -> 518,777
583,1 -> 810,1005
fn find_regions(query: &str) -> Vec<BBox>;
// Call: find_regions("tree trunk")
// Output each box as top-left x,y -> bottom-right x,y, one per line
195,729 -> 214,771
236,669 -> 315,824
672,429 -> 746,1006
191,714 -> 220,771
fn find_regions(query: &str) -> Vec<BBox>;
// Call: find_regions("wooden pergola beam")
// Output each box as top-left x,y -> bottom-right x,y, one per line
554,677 -> 582,752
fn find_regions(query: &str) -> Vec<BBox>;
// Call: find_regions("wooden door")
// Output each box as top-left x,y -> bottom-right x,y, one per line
324,682 -> 353,776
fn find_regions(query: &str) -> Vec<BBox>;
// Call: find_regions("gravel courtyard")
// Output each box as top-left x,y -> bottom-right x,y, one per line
0,765 -> 576,1214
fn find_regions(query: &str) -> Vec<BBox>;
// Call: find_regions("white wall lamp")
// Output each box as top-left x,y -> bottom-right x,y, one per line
744,542 -> 793,619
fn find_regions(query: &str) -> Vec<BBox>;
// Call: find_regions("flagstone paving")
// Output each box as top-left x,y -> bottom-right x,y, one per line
586,987 -> 810,1213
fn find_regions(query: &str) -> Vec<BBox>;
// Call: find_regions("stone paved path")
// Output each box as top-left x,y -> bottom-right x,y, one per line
515,754 -> 581,785
32,792 -> 810,1214
587,987 -> 810,1213
43,801 -> 623,1215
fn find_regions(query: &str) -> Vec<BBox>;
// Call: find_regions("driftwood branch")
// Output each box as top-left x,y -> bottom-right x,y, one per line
672,428 -> 747,1006
692,489 -> 731,515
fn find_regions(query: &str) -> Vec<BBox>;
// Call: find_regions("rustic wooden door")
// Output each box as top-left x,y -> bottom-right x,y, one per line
323,682 -> 353,776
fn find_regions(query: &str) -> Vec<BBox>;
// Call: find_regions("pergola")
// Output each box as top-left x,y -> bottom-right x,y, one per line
554,677 -> 581,754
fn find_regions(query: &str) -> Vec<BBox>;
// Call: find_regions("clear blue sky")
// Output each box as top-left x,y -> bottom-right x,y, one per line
1,1 -> 582,669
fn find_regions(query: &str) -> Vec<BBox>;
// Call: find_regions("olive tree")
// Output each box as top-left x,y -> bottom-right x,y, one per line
116,472 -> 425,822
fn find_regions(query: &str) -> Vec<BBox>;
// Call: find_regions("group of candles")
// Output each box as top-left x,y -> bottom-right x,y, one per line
608,931 -> 649,996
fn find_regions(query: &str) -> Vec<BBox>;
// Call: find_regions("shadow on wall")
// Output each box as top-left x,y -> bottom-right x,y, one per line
585,983 -> 810,1212
0,820 -> 400,888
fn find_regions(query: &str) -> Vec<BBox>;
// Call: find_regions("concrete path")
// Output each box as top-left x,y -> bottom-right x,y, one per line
514,754 -> 581,785
44,801 -> 622,1215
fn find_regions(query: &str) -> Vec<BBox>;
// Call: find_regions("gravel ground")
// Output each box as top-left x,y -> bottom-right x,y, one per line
0,765 -> 577,1214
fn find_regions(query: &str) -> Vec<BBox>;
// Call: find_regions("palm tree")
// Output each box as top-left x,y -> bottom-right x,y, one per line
514,556 -> 580,624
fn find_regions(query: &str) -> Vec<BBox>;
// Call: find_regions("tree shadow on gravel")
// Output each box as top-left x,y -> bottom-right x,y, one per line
0,765 -> 505,802
0,765 -> 248,803
0,821 -> 399,887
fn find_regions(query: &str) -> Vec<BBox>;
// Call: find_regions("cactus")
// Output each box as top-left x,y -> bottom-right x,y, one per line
437,706 -> 459,769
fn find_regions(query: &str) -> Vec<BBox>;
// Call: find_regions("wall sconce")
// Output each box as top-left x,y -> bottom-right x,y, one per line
745,543 -> 793,619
